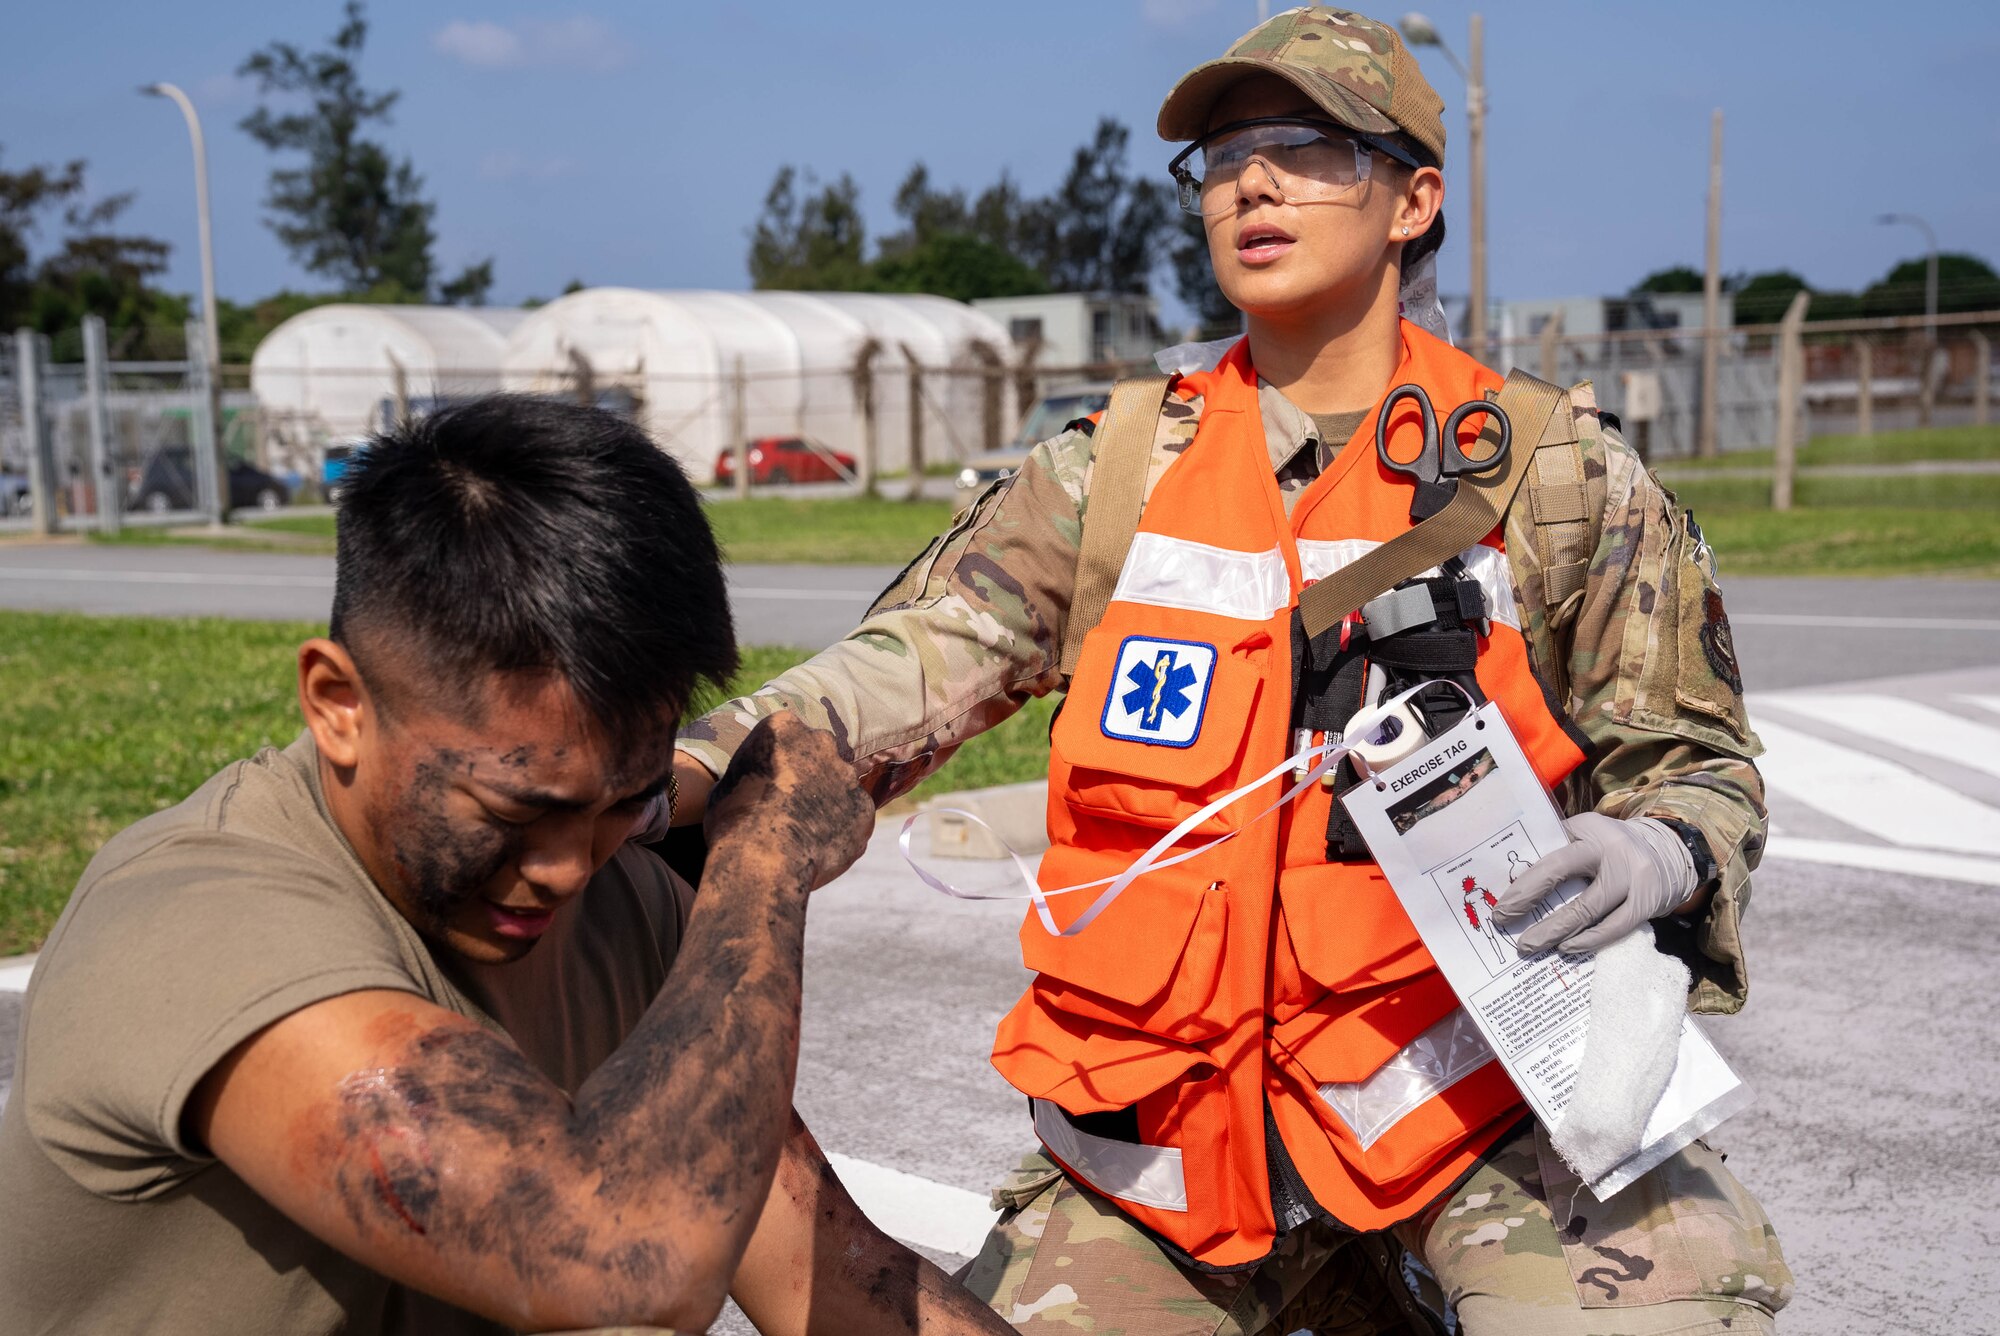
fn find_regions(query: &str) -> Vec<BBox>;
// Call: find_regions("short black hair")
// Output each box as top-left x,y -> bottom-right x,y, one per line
330,394 -> 736,739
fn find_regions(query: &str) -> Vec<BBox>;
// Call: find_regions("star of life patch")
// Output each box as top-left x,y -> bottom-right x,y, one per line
1100,635 -> 1217,748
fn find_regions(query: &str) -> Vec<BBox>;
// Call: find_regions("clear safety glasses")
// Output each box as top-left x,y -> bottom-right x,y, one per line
1168,117 -> 1422,218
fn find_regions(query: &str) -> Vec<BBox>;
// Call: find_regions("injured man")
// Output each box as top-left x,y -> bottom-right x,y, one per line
0,397 -> 1011,1336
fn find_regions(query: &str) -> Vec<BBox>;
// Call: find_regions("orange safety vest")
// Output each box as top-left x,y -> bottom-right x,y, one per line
992,323 -> 1588,1268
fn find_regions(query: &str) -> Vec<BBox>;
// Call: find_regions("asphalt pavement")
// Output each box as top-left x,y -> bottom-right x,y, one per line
5,540 -> 2000,686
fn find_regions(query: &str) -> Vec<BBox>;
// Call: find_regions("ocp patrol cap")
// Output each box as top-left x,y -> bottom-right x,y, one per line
1157,6 -> 1447,165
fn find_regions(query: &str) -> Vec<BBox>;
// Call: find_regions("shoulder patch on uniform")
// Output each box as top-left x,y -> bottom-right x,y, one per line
1101,635 -> 1217,747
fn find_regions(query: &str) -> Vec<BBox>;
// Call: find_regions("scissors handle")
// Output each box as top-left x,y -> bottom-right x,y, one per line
1373,384 -> 1438,484
1440,400 -> 1511,477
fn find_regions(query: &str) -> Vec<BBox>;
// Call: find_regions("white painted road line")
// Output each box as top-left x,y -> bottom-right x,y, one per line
1753,718 -> 2000,857
822,1153 -> 997,1258
0,959 -> 34,992
1731,613 -> 2000,633
0,567 -> 334,588
1764,838 -> 2000,887
1758,693 -> 2000,782
1958,695 -> 2000,721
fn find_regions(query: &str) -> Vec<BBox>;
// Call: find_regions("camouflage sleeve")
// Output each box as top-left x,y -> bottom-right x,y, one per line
1550,408 -> 1765,1015
676,428 -> 1096,805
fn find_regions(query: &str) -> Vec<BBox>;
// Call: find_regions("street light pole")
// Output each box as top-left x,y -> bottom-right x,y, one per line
142,81 -> 228,524
1400,12 -> 1487,363
1876,212 -> 1939,341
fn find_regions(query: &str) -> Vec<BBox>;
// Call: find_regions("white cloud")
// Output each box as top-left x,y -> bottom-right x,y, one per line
432,16 -> 628,71
433,19 -> 524,67
478,152 -> 580,182
1141,0 -> 1223,29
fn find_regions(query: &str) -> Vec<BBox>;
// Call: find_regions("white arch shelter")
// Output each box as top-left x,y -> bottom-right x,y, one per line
249,305 -> 526,441
498,288 -> 1016,476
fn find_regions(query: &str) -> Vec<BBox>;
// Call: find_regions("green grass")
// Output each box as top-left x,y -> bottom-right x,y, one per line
89,497 -> 960,566
1662,423 -> 2000,474
1697,509 -> 2000,579
1666,470 -> 2000,513
0,617 -> 1053,956
703,496 -> 955,565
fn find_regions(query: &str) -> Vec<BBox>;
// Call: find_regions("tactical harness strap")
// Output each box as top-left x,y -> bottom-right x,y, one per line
1528,424 -> 1593,608
1060,368 -> 1591,669
1060,373 -> 1174,677
1296,370 -> 1571,640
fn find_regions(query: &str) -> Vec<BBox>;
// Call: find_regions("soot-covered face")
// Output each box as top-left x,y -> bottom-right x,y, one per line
344,670 -> 677,966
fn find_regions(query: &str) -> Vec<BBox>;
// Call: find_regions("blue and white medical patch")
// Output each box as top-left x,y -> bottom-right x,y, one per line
1100,635 -> 1217,748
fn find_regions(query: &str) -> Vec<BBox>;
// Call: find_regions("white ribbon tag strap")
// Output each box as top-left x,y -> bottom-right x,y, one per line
898,681 -> 1452,938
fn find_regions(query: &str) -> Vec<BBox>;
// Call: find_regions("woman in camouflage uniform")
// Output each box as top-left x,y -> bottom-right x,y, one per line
669,8 -> 1792,1333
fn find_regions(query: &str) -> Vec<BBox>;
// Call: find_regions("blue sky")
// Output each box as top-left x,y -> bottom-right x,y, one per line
4,0 -> 1995,327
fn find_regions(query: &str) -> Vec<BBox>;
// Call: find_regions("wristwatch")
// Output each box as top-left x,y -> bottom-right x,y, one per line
1655,817 -> 1718,892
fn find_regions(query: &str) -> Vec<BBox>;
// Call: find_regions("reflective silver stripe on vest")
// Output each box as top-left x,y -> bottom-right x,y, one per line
1296,539 -> 1521,632
1032,1098 -> 1188,1212
1316,1008 -> 1497,1150
1111,532 -> 1290,622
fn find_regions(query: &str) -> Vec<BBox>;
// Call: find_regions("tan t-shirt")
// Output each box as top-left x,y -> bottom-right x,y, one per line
0,733 -> 692,1335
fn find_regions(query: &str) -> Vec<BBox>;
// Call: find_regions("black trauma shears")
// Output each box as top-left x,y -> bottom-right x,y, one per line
1374,383 -> 1511,522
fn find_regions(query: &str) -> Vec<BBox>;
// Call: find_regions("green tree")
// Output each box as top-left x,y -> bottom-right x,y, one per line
238,2 -> 436,296
1633,265 -> 1704,294
1170,212 -> 1239,340
747,166 -> 872,291
1730,270 -> 1810,325
1021,119 -> 1173,295
871,233 -> 1046,303
0,148 -> 184,352
867,163 -> 1046,301
1862,252 -> 2000,318
438,258 -> 494,307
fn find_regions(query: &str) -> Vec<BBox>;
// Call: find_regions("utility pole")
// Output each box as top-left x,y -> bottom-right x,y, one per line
83,315 -> 120,535
1697,109 -> 1724,460
14,329 -> 57,536
1771,290 -> 1811,513
729,355 -> 749,500
902,344 -> 926,501
1399,12 -> 1487,360
1466,13 -> 1487,364
144,82 -> 228,524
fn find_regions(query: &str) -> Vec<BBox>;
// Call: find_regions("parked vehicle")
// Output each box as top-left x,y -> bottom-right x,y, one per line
129,446 -> 290,514
0,469 -> 30,518
322,441 -> 366,501
1009,383 -> 1114,452
713,437 -> 857,486
954,382 -> 1112,505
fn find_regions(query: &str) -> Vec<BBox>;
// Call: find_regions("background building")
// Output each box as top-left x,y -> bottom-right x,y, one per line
973,292 -> 1162,371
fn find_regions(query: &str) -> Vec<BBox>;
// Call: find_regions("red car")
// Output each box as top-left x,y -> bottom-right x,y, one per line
713,437 -> 857,485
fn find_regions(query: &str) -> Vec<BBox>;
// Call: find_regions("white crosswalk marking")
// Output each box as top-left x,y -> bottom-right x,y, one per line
1958,695 -> 2000,721
1751,718 -> 2000,858
1759,694 -> 2000,782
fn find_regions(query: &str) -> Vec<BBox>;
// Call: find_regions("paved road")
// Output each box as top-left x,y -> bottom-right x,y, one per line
0,542 -> 890,649
4,541 -> 2000,688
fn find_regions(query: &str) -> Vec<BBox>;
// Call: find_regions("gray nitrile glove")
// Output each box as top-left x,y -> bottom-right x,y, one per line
1493,812 -> 1697,956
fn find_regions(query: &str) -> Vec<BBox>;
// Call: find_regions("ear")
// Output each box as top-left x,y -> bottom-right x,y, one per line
298,637 -> 372,769
1392,165 -> 1445,247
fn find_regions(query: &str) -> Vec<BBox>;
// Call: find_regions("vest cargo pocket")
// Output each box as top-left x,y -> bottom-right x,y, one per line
1022,863 -> 1229,1043
1053,633 -> 1267,835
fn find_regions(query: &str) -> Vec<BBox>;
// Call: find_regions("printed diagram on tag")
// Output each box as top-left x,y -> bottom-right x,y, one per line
1100,635 -> 1217,748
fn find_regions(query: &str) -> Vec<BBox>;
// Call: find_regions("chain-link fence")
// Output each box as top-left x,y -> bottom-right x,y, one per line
6,308 -> 1993,531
